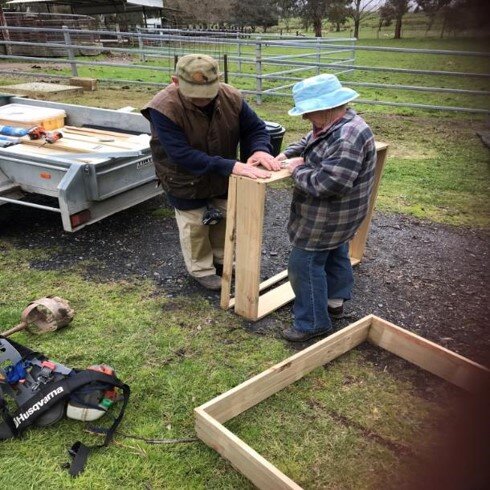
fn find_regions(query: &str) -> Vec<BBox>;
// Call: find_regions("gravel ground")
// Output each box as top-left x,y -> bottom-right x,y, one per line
1,189 -> 489,366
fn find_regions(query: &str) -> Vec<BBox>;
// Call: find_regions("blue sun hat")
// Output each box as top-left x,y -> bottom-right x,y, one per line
288,74 -> 359,116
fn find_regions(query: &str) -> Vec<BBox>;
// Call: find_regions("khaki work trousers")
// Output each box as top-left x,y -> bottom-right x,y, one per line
174,198 -> 227,278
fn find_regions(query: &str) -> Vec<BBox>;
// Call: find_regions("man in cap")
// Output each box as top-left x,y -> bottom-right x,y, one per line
142,54 -> 280,290
274,74 -> 377,342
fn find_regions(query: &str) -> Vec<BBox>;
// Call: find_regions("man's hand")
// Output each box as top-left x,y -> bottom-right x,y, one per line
274,152 -> 287,162
232,162 -> 271,180
246,151 -> 281,171
283,157 -> 305,174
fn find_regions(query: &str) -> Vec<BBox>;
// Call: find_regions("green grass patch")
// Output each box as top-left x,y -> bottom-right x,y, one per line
0,244 -> 291,488
227,349 -> 452,489
0,244 -> 457,489
151,207 -> 175,219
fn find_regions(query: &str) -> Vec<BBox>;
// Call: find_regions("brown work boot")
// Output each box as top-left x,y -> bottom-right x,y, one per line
194,274 -> 222,291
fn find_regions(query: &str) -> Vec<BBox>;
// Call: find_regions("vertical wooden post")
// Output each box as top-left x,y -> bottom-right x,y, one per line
233,177 -> 266,318
349,144 -> 388,262
220,177 -> 237,310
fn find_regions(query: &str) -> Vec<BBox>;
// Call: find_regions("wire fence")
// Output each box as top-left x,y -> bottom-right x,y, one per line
0,26 -> 489,114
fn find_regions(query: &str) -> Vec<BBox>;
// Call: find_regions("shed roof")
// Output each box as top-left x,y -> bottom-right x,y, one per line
6,0 -> 164,11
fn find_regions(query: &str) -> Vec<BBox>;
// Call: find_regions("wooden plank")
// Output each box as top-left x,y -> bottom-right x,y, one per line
59,132 -> 136,150
62,127 -> 131,141
195,409 -> 301,490
2,143 -> 105,163
259,269 -> 289,290
368,316 -> 490,394
234,176 -> 266,319
226,270 -> 290,310
349,144 -> 388,262
241,254 -> 362,318
22,138 -> 118,154
255,167 -> 290,184
63,125 -> 134,139
3,144 -> 62,157
220,177 -> 237,310
256,281 -> 295,320
199,315 -> 372,423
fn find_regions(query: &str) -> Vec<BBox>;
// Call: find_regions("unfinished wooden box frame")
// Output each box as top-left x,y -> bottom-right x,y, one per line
195,315 -> 489,490
220,142 -> 389,321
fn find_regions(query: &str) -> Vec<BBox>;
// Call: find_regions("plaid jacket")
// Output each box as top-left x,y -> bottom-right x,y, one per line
284,109 -> 377,251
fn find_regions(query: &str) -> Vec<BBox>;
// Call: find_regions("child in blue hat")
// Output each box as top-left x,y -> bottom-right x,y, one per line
275,74 -> 377,342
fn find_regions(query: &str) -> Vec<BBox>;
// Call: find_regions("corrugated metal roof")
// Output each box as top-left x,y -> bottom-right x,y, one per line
7,0 -> 163,7
129,0 -> 163,7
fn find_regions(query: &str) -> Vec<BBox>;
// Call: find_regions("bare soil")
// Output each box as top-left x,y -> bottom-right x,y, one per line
1,188 -> 488,368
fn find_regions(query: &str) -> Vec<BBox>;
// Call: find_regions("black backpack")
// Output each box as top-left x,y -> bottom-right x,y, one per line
0,336 -> 130,476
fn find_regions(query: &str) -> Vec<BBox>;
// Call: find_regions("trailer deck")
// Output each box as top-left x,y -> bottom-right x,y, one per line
0,96 -> 162,231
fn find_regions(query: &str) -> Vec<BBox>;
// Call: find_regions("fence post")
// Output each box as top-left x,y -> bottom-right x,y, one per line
137,28 -> 146,62
316,37 -> 321,75
115,23 -> 123,44
223,53 -> 228,83
351,38 -> 356,73
255,37 -> 262,105
0,9 -> 12,56
62,25 -> 78,77
237,32 -> 242,73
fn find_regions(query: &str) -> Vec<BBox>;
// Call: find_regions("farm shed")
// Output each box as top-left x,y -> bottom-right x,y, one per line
2,11 -> 100,56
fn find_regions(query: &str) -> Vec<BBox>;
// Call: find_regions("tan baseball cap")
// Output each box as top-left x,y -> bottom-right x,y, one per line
175,54 -> 221,99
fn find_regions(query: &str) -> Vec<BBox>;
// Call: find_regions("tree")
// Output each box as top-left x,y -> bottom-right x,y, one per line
376,3 -> 394,37
328,0 -> 351,32
230,0 -> 280,32
438,0 -> 490,37
348,0 -> 378,39
383,0 -> 411,39
416,0 -> 451,33
297,0 -> 330,37
276,0 -> 299,32
167,0 -> 232,28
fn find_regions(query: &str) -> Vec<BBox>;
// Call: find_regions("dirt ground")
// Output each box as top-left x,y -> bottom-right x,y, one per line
1,188 -> 488,367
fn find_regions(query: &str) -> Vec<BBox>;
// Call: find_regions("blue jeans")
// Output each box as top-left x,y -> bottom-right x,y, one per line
288,243 -> 354,333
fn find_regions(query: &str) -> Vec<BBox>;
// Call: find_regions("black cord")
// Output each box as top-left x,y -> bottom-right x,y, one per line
86,426 -> 197,445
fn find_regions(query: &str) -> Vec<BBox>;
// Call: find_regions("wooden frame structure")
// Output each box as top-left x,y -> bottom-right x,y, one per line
220,143 -> 389,321
195,315 -> 489,490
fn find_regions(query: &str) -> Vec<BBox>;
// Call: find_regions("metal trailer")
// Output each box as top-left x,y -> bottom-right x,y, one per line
0,95 -> 162,232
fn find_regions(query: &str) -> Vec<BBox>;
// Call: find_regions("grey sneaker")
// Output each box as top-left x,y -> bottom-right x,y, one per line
194,274 -> 222,291
281,327 -> 333,342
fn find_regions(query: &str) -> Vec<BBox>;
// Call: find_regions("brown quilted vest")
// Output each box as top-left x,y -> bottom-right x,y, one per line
142,83 -> 242,199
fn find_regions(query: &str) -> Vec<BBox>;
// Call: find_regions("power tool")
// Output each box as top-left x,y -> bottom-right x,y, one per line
0,125 -> 63,144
